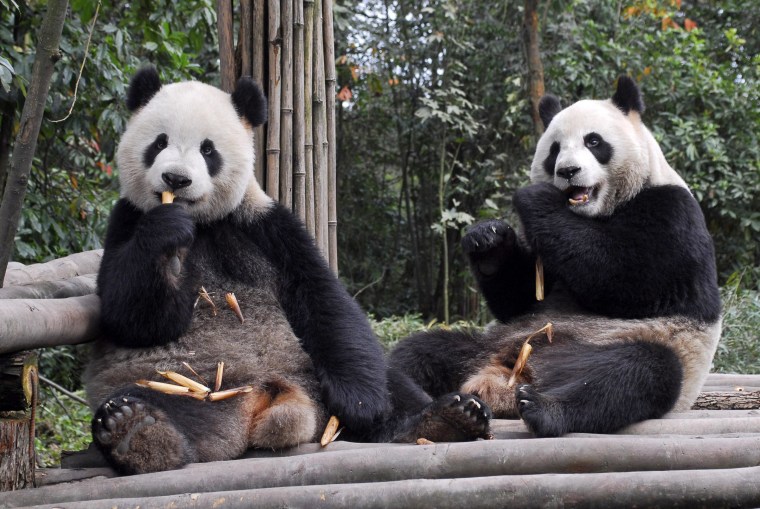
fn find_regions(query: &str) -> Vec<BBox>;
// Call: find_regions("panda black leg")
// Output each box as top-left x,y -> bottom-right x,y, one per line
389,329 -> 486,398
517,341 -> 683,437
391,392 -> 492,443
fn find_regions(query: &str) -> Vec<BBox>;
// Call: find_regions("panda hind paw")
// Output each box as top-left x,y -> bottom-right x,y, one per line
414,392 -> 493,442
516,384 -> 567,437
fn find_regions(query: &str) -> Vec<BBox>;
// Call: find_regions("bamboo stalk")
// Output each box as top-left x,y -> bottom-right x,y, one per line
323,0 -> 338,273
280,0 -> 294,208
240,0 -> 252,78
312,0 -> 329,257
292,0 -> 307,221
303,0 -> 316,235
217,0 -> 235,92
252,0 -> 266,186
266,0 -> 283,200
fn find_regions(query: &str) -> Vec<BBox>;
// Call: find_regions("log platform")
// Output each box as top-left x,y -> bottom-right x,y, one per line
0,373 -> 756,508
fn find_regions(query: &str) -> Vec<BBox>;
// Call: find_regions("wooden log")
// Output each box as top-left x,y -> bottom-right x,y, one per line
0,414 -> 35,491
8,437 -> 760,506
37,467 -> 760,509
2,250 -> 102,287
701,385 -> 760,393
0,274 -> 96,299
35,467 -> 115,487
0,294 -> 100,354
692,391 -> 760,410
704,373 -> 760,386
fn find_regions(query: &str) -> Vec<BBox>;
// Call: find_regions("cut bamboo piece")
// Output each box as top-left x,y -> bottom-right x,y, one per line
320,415 -> 340,446
157,371 -> 211,394
535,257 -> 544,301
507,322 -> 553,388
161,191 -> 175,204
417,438 -> 435,445
135,380 -> 189,395
198,286 -> 217,316
208,385 -> 254,401
181,362 -> 209,386
225,292 -> 244,323
215,361 -> 225,392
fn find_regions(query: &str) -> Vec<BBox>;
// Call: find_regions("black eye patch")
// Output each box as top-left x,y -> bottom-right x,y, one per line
200,139 -> 223,177
584,132 -> 613,165
543,141 -> 560,176
143,133 -> 168,168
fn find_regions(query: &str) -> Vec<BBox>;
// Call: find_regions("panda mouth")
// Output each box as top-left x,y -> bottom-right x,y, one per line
566,186 -> 596,206
154,192 -> 197,205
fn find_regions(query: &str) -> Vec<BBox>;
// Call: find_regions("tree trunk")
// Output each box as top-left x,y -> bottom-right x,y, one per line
0,0 -> 69,286
0,351 -> 37,491
0,99 -> 16,198
523,0 -> 545,136
692,391 -> 760,410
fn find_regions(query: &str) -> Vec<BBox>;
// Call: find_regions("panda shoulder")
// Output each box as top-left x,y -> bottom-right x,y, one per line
631,185 -> 702,220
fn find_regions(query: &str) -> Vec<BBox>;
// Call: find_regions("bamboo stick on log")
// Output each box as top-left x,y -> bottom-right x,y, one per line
279,0 -> 294,209
0,294 -> 99,354
251,0 -> 266,186
2,250 -> 102,286
0,274 -> 96,299
303,0 -> 316,235
38,467 -> 760,509
292,0 -> 307,221
323,0 -> 338,273
266,0 -> 283,200
9,437 -> 760,507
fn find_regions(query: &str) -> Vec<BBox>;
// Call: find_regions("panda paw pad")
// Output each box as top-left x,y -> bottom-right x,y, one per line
93,397 -> 157,457
415,392 -> 492,442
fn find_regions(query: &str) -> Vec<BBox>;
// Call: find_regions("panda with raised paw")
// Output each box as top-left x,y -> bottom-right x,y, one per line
85,66 -> 490,474
390,75 -> 722,437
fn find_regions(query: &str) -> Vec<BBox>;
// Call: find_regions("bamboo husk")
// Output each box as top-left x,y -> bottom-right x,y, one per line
292,0 -> 307,221
303,0 -> 317,235
312,0 -> 329,258
323,0 -> 338,273
266,0 -> 282,199
280,0 -> 294,209
251,0 -> 266,185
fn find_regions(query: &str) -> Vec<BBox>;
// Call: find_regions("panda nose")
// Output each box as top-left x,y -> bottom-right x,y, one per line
162,172 -> 192,190
556,166 -> 581,180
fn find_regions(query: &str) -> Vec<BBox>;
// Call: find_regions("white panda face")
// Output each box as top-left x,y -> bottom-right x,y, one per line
116,79 -> 261,223
530,99 -> 648,218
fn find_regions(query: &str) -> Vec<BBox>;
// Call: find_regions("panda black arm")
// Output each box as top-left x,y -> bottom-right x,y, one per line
247,203 -> 390,433
514,183 -> 721,322
97,199 -> 199,347
461,220 -> 539,322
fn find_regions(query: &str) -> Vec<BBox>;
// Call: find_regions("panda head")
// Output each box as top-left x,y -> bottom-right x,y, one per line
116,66 -> 270,223
530,75 -> 686,217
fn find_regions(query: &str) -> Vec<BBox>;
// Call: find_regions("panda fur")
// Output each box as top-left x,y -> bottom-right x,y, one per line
390,76 -> 722,437
85,67 -> 490,474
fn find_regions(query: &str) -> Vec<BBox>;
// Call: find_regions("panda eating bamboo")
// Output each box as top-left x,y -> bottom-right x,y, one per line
390,76 -> 722,437
85,67 -> 490,474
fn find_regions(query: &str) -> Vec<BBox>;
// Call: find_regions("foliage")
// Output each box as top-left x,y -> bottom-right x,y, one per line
1,0 -> 218,263
34,386 -> 92,467
713,272 -> 760,373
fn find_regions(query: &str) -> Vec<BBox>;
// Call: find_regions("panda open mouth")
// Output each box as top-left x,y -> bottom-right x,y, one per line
566,186 -> 597,206
154,192 -> 196,206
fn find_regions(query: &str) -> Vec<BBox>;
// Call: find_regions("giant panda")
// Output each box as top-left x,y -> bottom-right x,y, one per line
390,76 -> 722,437
84,66 -> 490,474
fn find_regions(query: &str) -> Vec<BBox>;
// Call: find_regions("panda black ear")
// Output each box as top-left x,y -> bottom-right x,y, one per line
538,94 -> 562,129
611,75 -> 645,115
126,66 -> 162,112
231,77 -> 268,127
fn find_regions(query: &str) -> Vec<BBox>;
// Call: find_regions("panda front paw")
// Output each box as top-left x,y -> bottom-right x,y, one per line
136,204 -> 195,253
462,220 -> 516,276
